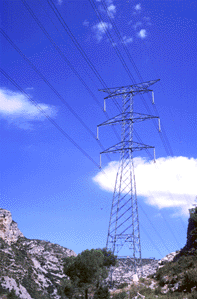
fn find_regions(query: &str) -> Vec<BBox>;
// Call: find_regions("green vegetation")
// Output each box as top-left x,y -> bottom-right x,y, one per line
109,206 -> 197,299
63,248 -> 117,299
94,286 -> 110,299
117,283 -> 128,290
1,206 -> 197,298
0,287 -> 21,299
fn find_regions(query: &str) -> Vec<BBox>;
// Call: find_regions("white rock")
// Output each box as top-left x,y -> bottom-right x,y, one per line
0,208 -> 24,245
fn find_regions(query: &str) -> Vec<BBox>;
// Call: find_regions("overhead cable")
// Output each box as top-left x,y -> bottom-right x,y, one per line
0,68 -> 101,169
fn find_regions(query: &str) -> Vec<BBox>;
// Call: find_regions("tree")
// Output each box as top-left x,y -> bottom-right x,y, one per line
63,248 -> 117,299
7,289 -> 20,299
93,286 -> 110,299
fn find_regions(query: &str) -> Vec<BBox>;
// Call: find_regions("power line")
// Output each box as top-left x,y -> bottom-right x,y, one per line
0,28 -> 113,161
20,0 -> 121,143
40,0 -> 122,136
140,222 -> 164,258
91,0 -> 173,157
3,1 -> 184,254
0,67 -> 101,169
44,0 -> 155,160
21,0 -> 102,109
138,203 -> 171,252
1,69 -> 168,262
20,0 -> 154,161
100,0 -> 174,157
91,0 -> 186,233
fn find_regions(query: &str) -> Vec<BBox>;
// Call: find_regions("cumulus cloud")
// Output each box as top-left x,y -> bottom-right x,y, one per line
0,88 -> 57,129
83,20 -> 89,27
133,21 -> 142,30
134,3 -> 141,11
93,156 -> 197,216
93,21 -> 112,41
106,0 -> 113,4
122,36 -> 133,44
138,29 -> 147,38
107,4 -> 116,18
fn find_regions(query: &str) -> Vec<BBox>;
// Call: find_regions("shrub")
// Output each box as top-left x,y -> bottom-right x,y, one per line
180,269 -> 197,292
187,290 -> 197,299
154,286 -> 161,295
112,291 -> 127,299
47,284 -> 55,294
93,286 -> 110,299
139,277 -> 145,283
7,288 -> 20,299
139,287 -> 153,296
117,283 -> 128,289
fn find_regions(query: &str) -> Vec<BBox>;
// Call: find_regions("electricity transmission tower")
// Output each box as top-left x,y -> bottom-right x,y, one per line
97,79 -> 160,283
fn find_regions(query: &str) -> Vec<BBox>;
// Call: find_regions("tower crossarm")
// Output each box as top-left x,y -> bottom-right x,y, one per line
99,79 -> 160,99
97,112 -> 159,128
100,141 -> 154,154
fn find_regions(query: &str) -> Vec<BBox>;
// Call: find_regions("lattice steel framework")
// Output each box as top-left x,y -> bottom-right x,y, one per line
97,79 -> 160,280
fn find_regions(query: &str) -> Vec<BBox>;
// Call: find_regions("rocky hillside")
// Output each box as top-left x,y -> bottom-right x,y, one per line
1,206 -> 195,298
111,206 -> 197,298
0,208 -> 76,299
0,209 -> 24,245
152,205 -> 197,296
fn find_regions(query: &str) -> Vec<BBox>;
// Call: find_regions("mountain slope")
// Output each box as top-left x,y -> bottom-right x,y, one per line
0,209 -> 76,299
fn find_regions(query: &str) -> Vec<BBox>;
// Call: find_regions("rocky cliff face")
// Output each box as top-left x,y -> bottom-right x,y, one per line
184,206 -> 197,252
0,209 -> 77,299
0,209 -> 24,245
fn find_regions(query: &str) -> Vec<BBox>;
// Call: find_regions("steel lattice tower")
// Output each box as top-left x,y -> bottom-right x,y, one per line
97,79 -> 160,281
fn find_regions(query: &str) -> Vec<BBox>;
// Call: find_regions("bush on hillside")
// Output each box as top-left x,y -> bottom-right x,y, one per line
117,283 -> 128,289
93,286 -> 110,299
111,291 -> 127,299
180,269 -> 197,292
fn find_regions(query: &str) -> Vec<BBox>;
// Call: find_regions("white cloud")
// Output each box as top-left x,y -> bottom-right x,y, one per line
83,20 -> 89,27
93,156 -> 197,217
133,21 -> 142,30
138,29 -> 147,38
106,0 -> 113,4
135,3 -> 141,10
122,36 -> 133,44
93,22 -> 112,41
107,4 -> 116,18
57,0 -> 63,4
0,88 -> 57,128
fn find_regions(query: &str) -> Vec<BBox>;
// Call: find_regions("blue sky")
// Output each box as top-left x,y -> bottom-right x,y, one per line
0,0 -> 196,260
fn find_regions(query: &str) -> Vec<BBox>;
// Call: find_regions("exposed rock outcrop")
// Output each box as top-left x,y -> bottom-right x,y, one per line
0,209 -> 24,245
0,208 -> 76,299
105,258 -> 159,287
158,251 -> 179,268
183,206 -> 197,252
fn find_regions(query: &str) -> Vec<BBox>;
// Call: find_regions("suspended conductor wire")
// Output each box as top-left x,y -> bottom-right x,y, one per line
37,0 -> 155,161
88,0 -> 136,84
138,203 -> 173,252
42,0 -> 122,136
0,29 -> 113,162
0,68 -> 101,169
91,0 -> 186,233
100,0 -> 174,156
4,1 -> 183,255
21,0 -> 120,142
20,0 -> 154,163
140,222 -> 163,258
91,0 -> 173,157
